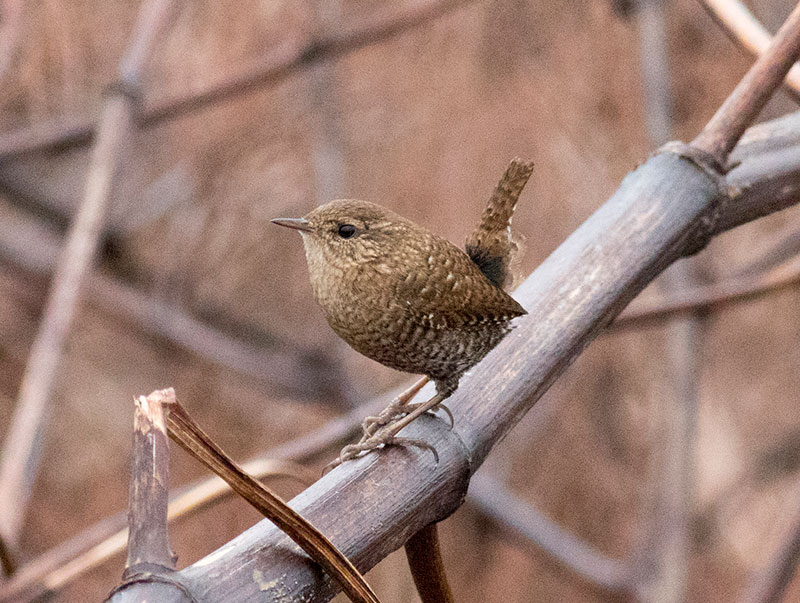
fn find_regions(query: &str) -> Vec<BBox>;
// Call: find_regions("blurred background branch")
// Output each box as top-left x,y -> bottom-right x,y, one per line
0,0 -> 178,564
0,0 -> 475,160
630,2 -> 699,602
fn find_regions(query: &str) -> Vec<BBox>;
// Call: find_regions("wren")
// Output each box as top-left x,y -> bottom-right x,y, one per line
272,158 -> 533,465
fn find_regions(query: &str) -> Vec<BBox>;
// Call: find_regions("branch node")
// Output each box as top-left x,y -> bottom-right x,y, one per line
656,140 -> 728,176
655,141 -> 731,255
106,567 -> 197,602
122,561 -> 178,582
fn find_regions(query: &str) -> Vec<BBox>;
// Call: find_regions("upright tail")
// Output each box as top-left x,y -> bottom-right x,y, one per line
465,157 -> 534,290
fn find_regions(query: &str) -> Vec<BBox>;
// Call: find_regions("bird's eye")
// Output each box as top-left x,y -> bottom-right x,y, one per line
337,224 -> 357,239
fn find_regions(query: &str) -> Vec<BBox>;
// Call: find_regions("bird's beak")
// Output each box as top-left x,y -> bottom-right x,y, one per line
270,217 -> 312,232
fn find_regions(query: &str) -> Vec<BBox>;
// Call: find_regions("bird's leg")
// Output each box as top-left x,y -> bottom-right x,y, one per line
361,376 -> 429,437
401,377 -> 458,429
326,391 -> 451,471
376,390 -> 450,441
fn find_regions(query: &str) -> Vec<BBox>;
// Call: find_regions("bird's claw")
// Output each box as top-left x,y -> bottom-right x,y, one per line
392,437 -> 439,462
404,402 -> 454,429
322,443 -> 365,474
323,429 -> 439,474
435,404 -> 454,429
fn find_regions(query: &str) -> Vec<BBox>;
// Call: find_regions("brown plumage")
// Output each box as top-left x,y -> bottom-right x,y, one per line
465,159 -> 532,289
272,158 -> 533,462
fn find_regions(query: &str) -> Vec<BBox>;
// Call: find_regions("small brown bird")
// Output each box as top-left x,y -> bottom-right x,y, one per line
272,159 -> 533,465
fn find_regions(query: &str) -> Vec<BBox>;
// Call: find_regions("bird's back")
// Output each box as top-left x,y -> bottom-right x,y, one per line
326,225 -> 526,389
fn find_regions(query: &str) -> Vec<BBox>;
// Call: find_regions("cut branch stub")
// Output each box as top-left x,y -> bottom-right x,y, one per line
125,389 -> 176,573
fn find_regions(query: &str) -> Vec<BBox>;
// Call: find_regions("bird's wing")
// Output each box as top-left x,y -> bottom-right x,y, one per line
393,236 -> 526,330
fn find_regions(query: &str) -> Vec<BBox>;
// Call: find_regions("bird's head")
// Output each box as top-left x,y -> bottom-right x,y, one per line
271,199 -> 421,273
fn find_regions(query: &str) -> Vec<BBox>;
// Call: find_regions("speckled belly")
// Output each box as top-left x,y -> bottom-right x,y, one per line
330,310 -> 512,385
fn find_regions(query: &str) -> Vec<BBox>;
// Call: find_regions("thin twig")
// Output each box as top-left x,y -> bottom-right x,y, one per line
0,0 -> 178,559
733,226 -> 800,277
692,2 -> 800,165
699,0 -> 800,100
0,0 -> 474,160
404,524 -> 454,603
163,393 -> 382,603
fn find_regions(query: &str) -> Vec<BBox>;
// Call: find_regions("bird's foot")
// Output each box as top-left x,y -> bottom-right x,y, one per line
324,429 -> 439,473
361,377 -> 430,437
324,389 -> 450,473
362,402 -> 452,436
361,404 -> 406,437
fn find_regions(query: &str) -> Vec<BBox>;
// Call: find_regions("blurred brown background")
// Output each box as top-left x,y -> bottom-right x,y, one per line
0,0 -> 799,601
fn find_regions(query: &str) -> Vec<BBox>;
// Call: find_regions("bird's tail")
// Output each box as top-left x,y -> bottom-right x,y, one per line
465,157 -> 534,290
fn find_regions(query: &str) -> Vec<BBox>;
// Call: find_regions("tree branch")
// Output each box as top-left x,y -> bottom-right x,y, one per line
124,389 -> 176,572
105,390 -> 190,603
699,0 -> 800,100
614,252 -> 800,328
692,2 -> 800,165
